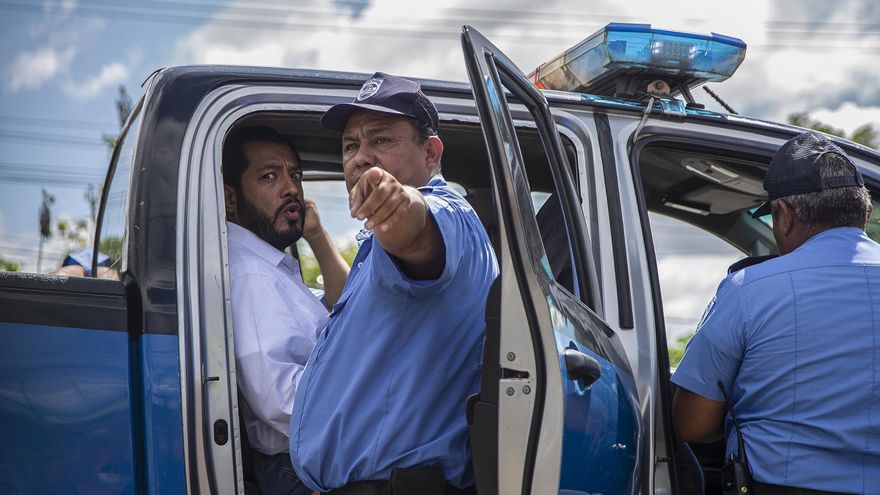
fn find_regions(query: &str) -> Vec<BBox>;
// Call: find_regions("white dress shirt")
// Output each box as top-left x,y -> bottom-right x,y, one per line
227,221 -> 329,455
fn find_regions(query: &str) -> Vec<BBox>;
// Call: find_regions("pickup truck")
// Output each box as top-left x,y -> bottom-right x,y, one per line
2,24 -> 879,495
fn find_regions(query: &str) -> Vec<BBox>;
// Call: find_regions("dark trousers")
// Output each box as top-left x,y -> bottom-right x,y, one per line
325,468 -> 476,495
754,482 -> 852,495
252,451 -> 312,495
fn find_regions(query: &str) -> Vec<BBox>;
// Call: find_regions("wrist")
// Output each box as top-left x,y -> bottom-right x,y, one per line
304,227 -> 327,246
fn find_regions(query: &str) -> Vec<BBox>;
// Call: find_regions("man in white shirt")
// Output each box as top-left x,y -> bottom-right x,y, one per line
222,125 -> 348,495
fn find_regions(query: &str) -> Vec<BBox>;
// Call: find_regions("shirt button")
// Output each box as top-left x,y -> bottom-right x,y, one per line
357,262 -> 364,269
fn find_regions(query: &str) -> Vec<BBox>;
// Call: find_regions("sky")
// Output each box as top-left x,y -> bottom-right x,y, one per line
1,0 -> 879,340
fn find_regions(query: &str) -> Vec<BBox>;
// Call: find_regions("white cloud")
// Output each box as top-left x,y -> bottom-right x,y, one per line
811,103 -> 880,136
59,0 -> 78,14
7,46 -> 75,93
656,255 -> 739,342
42,0 -> 79,15
63,63 -> 129,100
201,44 -> 287,67
169,0 -> 879,133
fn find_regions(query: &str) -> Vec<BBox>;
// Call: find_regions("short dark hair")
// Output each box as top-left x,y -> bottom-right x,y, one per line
407,116 -> 438,143
222,125 -> 301,192
405,117 -> 442,175
773,153 -> 872,229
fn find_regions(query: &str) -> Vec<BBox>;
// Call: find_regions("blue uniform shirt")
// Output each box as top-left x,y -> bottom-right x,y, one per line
290,176 -> 499,492
672,227 -> 880,493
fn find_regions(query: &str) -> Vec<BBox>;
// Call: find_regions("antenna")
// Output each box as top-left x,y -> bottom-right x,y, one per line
717,380 -> 748,463
703,86 -> 738,115
717,380 -> 753,494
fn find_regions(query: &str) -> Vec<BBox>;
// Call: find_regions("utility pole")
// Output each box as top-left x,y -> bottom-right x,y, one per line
37,188 -> 55,273
85,184 -> 98,222
115,85 -> 132,127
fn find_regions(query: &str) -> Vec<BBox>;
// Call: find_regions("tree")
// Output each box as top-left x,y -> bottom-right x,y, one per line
787,112 -> 878,149
84,184 -> 99,223
0,256 -> 20,272
101,85 -> 133,150
668,332 -> 693,369
36,188 -> 55,273
57,217 -> 91,261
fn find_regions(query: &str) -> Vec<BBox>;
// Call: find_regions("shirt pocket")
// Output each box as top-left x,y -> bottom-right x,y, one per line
310,293 -> 351,364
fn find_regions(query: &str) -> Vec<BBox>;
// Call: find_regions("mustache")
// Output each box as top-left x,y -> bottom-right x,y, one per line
275,198 -> 303,218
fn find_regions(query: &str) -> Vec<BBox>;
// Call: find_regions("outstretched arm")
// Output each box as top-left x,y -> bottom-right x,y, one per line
302,199 -> 349,308
349,167 -> 444,280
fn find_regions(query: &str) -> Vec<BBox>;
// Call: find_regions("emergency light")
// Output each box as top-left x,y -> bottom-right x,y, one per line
528,23 -> 746,102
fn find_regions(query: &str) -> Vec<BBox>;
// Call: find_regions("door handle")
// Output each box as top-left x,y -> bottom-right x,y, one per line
563,348 -> 602,387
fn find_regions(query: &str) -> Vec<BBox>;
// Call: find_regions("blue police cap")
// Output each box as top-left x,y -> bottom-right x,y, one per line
320,72 -> 439,134
752,131 -> 863,218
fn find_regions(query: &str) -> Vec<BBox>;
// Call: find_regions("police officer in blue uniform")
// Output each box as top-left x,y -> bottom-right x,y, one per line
289,73 -> 499,494
672,132 -> 880,494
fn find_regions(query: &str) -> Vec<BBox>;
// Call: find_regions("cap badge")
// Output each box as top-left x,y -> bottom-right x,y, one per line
357,78 -> 383,101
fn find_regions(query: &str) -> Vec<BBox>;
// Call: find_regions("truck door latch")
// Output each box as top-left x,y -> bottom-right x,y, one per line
213,419 -> 229,445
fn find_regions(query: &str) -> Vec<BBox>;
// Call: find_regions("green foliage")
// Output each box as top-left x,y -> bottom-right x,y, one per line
851,124 -> 878,150
668,332 -> 694,369
339,243 -> 359,266
298,241 -> 360,289
0,256 -> 20,272
299,246 -> 322,289
99,236 -> 124,265
787,112 -> 878,149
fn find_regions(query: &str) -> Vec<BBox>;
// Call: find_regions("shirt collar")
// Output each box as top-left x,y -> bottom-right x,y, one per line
227,221 -> 291,269
795,226 -> 867,252
428,174 -> 445,186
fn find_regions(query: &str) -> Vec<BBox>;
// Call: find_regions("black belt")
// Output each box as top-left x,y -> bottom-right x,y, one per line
325,468 -> 475,495
754,482 -> 853,495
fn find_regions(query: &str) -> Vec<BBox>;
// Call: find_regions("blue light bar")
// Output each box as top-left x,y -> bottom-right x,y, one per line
529,23 -> 747,97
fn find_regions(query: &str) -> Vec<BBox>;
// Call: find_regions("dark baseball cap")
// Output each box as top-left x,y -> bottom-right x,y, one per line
752,131 -> 864,218
320,72 -> 439,134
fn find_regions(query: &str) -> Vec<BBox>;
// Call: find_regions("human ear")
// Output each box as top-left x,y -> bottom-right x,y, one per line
224,185 -> 238,220
776,200 -> 796,237
424,136 -> 443,170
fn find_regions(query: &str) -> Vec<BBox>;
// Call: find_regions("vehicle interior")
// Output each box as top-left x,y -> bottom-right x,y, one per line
634,141 -> 777,494
638,143 -> 777,256
635,138 -> 880,494
224,110 -> 579,494
223,112 -> 880,495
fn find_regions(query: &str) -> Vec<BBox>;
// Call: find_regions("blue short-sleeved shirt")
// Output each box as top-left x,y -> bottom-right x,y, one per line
672,227 -> 880,493
290,176 -> 499,492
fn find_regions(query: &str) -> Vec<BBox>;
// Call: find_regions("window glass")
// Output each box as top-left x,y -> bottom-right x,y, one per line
295,180 -> 361,290
295,179 -> 477,290
93,109 -> 141,278
521,130 -> 585,300
649,212 -> 743,367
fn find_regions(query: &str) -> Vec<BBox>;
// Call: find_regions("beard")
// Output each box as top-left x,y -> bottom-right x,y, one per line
237,194 -> 304,251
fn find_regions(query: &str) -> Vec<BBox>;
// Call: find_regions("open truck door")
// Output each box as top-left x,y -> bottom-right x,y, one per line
461,26 -> 642,495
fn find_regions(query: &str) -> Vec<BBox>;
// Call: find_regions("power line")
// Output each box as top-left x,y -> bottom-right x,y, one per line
0,175 -> 103,187
0,161 -> 106,175
0,1 -> 587,45
73,0 -> 880,34
0,115 -> 116,131
0,129 -> 108,148
5,0 -> 878,50
41,0 -> 644,31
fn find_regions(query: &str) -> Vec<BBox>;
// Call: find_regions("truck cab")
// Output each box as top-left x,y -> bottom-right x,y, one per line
2,24 -> 879,495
